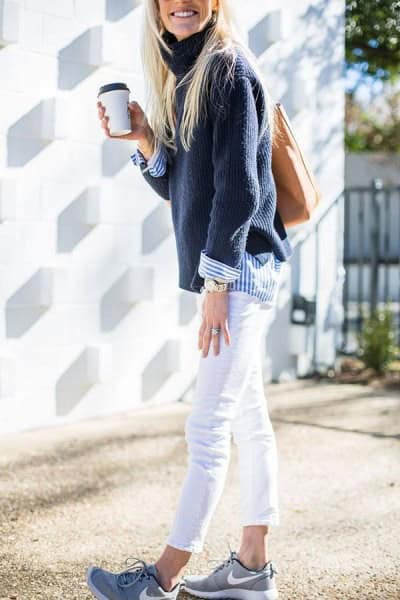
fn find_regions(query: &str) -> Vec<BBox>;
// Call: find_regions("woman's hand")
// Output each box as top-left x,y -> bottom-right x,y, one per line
198,291 -> 231,357
97,100 -> 155,156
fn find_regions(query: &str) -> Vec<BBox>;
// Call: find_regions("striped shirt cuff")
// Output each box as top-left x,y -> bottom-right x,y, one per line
130,145 -> 167,177
198,249 -> 241,282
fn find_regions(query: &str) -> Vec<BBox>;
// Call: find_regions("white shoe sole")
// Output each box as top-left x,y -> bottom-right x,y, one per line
182,585 -> 279,600
86,566 -> 110,600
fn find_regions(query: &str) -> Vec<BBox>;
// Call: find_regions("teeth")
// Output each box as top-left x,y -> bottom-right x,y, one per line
173,11 -> 196,17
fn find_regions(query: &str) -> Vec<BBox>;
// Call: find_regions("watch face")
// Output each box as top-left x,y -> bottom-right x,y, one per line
204,279 -> 214,291
205,279 -> 228,292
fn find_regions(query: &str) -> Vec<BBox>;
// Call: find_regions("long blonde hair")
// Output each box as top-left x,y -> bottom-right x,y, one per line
141,0 -> 275,161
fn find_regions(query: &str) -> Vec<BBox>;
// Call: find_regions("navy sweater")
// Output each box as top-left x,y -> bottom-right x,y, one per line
138,18 -> 293,294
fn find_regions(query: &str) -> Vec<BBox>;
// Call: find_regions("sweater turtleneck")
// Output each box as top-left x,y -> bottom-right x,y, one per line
159,15 -> 216,78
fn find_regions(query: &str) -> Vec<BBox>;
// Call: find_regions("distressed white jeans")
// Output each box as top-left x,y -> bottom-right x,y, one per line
166,290 -> 279,553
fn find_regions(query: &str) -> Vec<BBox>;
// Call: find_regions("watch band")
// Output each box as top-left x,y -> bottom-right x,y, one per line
204,277 -> 229,293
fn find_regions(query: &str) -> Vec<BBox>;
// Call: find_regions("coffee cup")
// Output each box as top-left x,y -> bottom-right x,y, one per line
97,82 -> 131,136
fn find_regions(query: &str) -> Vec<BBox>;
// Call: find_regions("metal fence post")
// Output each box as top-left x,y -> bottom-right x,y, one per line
370,178 -> 382,316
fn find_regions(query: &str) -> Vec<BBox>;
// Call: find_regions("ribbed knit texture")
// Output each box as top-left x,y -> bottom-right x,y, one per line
138,18 -> 293,294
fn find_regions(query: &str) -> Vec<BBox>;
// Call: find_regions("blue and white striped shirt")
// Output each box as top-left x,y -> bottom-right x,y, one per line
131,145 -> 290,306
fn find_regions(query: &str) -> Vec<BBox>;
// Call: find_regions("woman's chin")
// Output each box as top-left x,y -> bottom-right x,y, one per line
167,15 -> 202,39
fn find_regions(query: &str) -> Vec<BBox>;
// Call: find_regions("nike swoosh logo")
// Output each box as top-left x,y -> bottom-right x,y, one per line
139,589 -> 174,600
227,571 -> 261,585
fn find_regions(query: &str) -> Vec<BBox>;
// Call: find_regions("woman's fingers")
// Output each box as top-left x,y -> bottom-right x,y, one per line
97,99 -> 146,141
198,296 -> 231,358
97,101 -> 111,136
198,318 -> 206,350
207,318 -> 230,357
201,327 -> 212,358
222,319 -> 231,347
199,292 -> 233,357
211,325 -> 220,356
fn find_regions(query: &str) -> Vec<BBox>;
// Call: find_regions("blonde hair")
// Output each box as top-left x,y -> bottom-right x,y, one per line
140,0 -> 275,162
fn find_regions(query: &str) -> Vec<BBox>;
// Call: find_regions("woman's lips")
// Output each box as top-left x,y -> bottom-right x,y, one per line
170,12 -> 199,20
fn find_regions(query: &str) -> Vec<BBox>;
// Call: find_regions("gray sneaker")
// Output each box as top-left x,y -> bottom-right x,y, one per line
86,557 -> 181,600
181,549 -> 278,600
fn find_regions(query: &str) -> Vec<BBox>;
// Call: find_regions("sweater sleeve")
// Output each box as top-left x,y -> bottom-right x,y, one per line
200,75 -> 261,273
134,143 -> 171,201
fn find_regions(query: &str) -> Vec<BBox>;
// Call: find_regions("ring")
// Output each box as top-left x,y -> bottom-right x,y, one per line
210,327 -> 221,336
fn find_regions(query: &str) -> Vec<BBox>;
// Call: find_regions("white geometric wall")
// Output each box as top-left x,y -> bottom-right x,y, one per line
0,0 -> 345,432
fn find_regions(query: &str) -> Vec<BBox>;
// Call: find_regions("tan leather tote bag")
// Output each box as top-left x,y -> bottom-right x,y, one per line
272,102 -> 322,228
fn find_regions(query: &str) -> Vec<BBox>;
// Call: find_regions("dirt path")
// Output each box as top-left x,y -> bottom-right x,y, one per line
0,380 -> 398,599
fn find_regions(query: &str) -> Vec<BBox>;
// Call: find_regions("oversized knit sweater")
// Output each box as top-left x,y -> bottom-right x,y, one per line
136,17 -> 293,294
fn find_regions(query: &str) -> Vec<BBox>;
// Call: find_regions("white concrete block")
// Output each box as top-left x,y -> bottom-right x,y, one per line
16,386 -> 54,430
0,46 -> 23,92
0,225 -> 17,264
12,97 -> 66,141
19,8 -> 42,51
40,181 -> 80,221
41,13 -> 81,54
39,267 -> 72,306
111,223 -> 144,265
0,178 -> 17,221
25,0 -> 74,19
0,0 -> 20,45
0,355 -> 16,397
16,345 -> 61,388
61,306 -> 99,344
82,186 -> 105,225
287,67 -> 316,114
0,91 -> 29,136
0,178 -> 40,222
265,10 -> 284,45
0,135 -> 6,169
14,223 -> 56,263
166,338 -> 182,372
121,266 -> 155,303
66,223 -> 115,264
88,24 -> 103,66
102,23 -> 120,64
74,0 -> 106,25
15,178 -> 41,221
86,344 -> 112,384
21,52 -> 58,98
40,97 -> 69,140
87,24 -> 115,67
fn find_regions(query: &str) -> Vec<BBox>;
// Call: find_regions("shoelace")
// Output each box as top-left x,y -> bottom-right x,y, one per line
207,541 -> 236,574
116,557 -> 152,588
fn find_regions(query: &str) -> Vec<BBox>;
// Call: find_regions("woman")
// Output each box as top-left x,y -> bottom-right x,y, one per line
88,1 -> 293,599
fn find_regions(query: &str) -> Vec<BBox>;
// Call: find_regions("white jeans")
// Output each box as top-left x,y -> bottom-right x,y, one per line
166,290 -> 279,553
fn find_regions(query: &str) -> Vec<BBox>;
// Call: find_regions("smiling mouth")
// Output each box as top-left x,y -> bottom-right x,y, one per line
170,10 -> 199,18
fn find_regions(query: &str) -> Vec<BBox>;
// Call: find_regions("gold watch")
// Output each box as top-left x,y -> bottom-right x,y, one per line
204,278 -> 229,293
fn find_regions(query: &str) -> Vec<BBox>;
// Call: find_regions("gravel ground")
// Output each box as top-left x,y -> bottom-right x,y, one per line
0,380 -> 399,599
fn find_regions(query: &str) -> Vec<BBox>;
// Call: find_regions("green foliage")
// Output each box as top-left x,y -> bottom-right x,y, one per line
345,89 -> 400,152
357,304 -> 398,374
346,0 -> 400,83
345,1 -> 400,152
